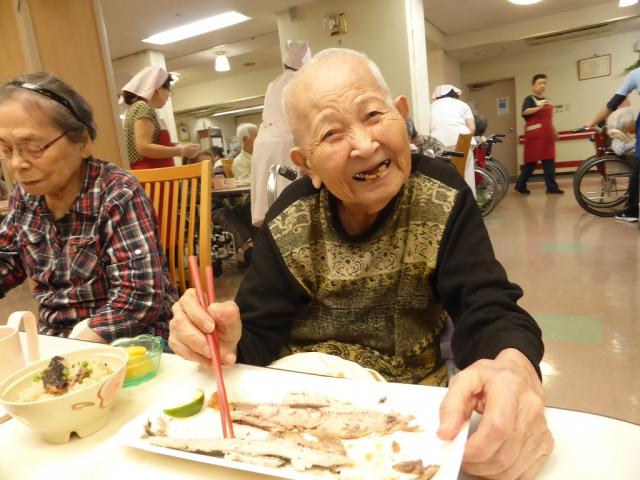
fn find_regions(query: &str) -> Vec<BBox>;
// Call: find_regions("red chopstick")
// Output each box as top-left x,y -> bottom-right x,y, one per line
188,256 -> 234,438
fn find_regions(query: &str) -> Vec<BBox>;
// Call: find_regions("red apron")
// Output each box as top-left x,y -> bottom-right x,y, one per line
523,103 -> 555,164
130,129 -> 176,248
130,129 -> 176,170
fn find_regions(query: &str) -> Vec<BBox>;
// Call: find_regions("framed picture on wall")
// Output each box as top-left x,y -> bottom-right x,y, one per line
577,54 -> 611,81
177,123 -> 190,141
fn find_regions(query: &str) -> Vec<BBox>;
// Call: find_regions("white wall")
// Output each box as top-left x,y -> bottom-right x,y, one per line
171,66 -> 280,112
461,30 -> 640,166
275,0 -> 412,104
427,48 -> 462,99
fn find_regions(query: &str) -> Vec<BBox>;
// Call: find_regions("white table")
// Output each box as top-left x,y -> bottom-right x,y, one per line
1,335 -> 639,480
213,185 -> 251,197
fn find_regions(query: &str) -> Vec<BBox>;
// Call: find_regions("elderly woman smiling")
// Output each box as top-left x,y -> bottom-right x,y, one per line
0,73 -> 177,342
170,49 -> 553,479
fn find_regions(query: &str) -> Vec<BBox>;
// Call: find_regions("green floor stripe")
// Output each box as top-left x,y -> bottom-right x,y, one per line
540,243 -> 585,253
484,215 -> 512,223
533,313 -> 602,343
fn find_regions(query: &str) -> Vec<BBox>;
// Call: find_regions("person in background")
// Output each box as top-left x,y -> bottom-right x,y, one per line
587,67 -> 640,222
211,146 -> 226,177
217,126 -> 257,265
251,40 -> 311,227
407,117 -> 419,152
169,48 -> 552,480
0,73 -> 176,342
429,84 -> 476,196
186,150 -> 213,165
121,66 -> 199,169
231,123 -> 257,182
515,74 -> 563,195
606,107 -> 636,158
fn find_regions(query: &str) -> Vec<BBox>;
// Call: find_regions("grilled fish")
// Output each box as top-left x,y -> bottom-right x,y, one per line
230,402 -> 418,439
149,435 -> 353,471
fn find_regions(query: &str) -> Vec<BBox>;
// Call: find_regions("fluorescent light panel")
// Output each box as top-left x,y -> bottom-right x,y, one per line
619,0 -> 638,6
212,106 -> 263,117
143,11 -> 250,45
507,0 -> 542,4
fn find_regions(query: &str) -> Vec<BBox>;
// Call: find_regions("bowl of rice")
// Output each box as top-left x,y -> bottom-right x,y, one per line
0,347 -> 127,444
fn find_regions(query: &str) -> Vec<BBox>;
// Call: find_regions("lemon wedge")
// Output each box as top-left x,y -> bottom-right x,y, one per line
163,389 -> 205,418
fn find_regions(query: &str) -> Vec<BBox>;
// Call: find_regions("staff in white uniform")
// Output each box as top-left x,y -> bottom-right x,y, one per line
430,84 -> 476,196
250,40 -> 311,227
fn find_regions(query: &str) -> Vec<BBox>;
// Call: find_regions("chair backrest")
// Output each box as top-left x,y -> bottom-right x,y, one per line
453,133 -> 473,177
221,159 -> 234,178
129,161 -> 212,294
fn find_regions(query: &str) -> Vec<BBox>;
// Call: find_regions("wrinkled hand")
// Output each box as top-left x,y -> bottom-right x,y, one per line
169,289 -> 242,370
438,348 -> 554,479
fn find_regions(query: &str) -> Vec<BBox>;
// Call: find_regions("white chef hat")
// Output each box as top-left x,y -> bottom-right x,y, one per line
119,66 -> 171,104
283,40 -> 311,70
432,84 -> 462,100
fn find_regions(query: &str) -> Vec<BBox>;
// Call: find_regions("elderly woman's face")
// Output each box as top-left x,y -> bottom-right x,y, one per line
0,98 -> 89,197
290,57 -> 411,216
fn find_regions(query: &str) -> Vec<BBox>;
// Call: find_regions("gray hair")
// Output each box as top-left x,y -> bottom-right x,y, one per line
607,107 -> 636,132
282,48 -> 393,136
0,72 -> 96,142
236,123 -> 258,142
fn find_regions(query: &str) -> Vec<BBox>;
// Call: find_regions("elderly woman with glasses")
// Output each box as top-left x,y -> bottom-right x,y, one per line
121,66 -> 199,169
0,73 -> 177,342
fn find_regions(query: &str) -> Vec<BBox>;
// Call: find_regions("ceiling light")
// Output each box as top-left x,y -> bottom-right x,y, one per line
619,0 -> 638,6
214,52 -> 230,72
507,0 -> 542,4
142,11 -> 250,45
212,105 -> 263,117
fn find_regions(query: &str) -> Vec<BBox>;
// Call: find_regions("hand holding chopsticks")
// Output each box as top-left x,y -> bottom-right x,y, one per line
188,256 -> 234,438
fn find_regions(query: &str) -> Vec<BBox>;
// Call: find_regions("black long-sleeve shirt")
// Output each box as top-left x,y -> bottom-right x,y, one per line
235,153 -> 543,383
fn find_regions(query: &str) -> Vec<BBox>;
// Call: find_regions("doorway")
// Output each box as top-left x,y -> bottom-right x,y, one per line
465,79 -> 518,179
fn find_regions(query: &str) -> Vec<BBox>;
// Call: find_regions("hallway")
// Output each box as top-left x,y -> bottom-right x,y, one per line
486,176 -> 639,424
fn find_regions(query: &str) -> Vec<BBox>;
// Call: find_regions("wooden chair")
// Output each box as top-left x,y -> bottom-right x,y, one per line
129,161 -> 212,294
221,158 -> 234,178
452,133 -> 473,177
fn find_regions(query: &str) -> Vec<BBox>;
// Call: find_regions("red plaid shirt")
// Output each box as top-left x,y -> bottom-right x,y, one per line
0,158 -> 177,341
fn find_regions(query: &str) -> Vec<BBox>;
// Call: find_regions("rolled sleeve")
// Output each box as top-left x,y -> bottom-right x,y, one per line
616,69 -> 640,97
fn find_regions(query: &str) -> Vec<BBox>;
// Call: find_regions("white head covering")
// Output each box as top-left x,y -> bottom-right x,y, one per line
432,84 -> 462,100
119,66 -> 170,104
283,40 -> 311,70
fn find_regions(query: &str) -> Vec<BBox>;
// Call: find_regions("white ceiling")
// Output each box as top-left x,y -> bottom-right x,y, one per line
99,0 -> 639,114
100,0 -> 315,88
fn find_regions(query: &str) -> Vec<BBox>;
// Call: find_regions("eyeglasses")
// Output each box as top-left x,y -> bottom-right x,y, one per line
0,130 -> 69,161
10,82 -> 95,136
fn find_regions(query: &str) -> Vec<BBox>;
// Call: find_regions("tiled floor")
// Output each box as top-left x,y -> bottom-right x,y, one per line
1,175 -> 638,424
485,176 -> 639,425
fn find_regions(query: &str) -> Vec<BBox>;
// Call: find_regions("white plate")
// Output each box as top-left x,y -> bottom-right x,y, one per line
118,364 -> 467,480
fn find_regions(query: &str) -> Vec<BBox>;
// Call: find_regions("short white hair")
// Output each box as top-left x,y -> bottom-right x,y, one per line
236,123 -> 257,141
607,107 -> 636,132
281,48 -> 393,139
